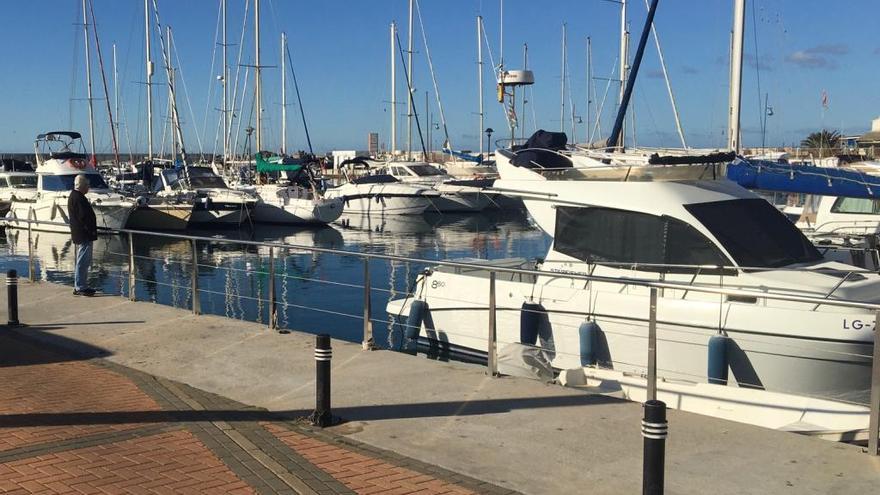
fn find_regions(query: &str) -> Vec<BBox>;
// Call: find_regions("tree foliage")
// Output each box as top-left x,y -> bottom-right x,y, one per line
800,129 -> 841,157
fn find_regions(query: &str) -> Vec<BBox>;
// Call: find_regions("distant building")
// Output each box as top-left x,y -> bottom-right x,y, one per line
857,116 -> 880,158
368,133 -> 379,156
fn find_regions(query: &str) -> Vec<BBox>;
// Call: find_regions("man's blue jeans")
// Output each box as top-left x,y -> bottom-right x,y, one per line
74,241 -> 93,291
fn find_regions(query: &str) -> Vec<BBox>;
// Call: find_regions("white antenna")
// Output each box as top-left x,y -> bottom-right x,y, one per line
144,0 -> 153,160
254,0 -> 262,152
477,15 -> 484,158
406,0 -> 414,160
728,0 -> 746,152
82,0 -> 96,158
390,21 -> 397,156
560,23 -> 566,134
618,0 -> 628,148
281,32 -> 287,155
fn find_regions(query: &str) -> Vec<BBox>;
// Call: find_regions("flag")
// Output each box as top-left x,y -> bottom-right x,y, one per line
821,90 -> 829,109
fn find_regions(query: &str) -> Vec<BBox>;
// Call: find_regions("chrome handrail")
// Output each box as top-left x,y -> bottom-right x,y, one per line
5,217 -> 880,312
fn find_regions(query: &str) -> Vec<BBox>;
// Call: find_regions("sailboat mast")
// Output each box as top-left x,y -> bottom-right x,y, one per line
82,0 -> 96,159
728,0 -> 746,153
560,23 -> 566,134
222,0 -> 228,163
406,0 -> 414,160
390,21 -> 397,156
167,25 -> 176,165
144,0 -> 153,161
618,0 -> 627,148
477,15 -> 483,159
586,36 -> 592,143
113,43 -> 119,150
281,32 -> 287,155
254,0 -> 262,153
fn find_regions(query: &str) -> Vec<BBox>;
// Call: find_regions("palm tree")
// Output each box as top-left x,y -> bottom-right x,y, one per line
800,129 -> 841,157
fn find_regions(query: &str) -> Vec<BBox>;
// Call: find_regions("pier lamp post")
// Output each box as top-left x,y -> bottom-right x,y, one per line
485,128 -> 494,156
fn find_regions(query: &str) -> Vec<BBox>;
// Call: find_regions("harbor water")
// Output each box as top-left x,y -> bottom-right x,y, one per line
0,210 -> 550,349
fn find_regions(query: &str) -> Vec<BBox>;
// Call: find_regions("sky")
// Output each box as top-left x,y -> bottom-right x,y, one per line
0,0 -> 878,155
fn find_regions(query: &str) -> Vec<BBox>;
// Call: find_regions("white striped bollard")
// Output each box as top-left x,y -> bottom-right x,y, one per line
7,269 -> 20,327
642,399 -> 668,495
309,334 -> 333,427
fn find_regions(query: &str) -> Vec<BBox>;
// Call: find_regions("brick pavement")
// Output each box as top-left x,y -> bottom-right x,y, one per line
0,332 -> 518,494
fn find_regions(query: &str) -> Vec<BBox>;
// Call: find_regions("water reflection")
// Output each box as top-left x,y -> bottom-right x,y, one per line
1,210 -> 549,347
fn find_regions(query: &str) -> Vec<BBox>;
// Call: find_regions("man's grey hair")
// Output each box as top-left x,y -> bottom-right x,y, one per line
74,174 -> 89,192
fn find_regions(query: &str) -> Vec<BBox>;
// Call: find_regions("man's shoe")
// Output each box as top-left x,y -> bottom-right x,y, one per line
73,289 -> 96,297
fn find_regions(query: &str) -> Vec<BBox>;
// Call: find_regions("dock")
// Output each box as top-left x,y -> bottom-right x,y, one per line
2,280 -> 880,494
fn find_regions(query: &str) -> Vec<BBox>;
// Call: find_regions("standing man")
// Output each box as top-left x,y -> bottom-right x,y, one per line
68,174 -> 97,296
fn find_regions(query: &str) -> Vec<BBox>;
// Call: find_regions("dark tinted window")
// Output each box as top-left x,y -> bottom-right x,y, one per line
830,197 -> 880,214
41,174 -> 108,191
685,198 -> 821,268
554,206 -> 729,271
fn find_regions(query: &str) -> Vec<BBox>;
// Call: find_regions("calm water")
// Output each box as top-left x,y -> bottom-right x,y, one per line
1,210 -> 549,349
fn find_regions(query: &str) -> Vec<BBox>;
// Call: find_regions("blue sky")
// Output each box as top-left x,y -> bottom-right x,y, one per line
0,0 -> 878,155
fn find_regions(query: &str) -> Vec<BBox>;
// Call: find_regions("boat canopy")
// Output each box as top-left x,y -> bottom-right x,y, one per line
255,152 -> 306,173
727,158 -> 880,199
0,158 -> 35,172
37,131 -> 82,141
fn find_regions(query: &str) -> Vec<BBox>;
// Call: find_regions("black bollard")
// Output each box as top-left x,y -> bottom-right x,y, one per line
309,334 -> 333,427
7,269 -> 20,327
642,400 -> 667,495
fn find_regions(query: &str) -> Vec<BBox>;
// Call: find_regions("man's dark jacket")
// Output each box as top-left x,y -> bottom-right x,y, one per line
68,189 -> 98,244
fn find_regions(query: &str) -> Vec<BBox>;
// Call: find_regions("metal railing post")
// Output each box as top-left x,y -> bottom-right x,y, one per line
26,217 -> 35,282
6,269 -> 20,327
190,239 -> 200,315
487,271 -> 497,376
268,247 -> 277,330
128,232 -> 136,301
868,310 -> 880,455
362,258 -> 374,350
647,287 -> 658,402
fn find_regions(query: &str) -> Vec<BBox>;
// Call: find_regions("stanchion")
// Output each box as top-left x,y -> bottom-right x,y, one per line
309,334 -> 333,427
642,400 -> 667,495
362,259 -> 374,350
7,269 -> 21,327
487,271 -> 497,376
268,247 -> 277,330
190,239 -> 200,315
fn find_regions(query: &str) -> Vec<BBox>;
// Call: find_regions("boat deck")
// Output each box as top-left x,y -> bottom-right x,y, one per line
3,280 -> 879,495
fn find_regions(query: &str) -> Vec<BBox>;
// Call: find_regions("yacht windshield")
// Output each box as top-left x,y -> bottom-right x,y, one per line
408,165 -> 445,177
184,168 -> 228,189
41,174 -> 108,191
8,176 -> 37,188
685,198 -> 821,268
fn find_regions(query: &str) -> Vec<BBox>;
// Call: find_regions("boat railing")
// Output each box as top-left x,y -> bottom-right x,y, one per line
4,216 -> 880,455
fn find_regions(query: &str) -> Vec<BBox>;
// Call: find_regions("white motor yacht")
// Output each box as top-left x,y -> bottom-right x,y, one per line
384,161 -> 494,212
152,166 -> 256,226
324,174 -> 440,215
0,159 -> 38,217
5,132 -> 133,233
386,147 -> 880,438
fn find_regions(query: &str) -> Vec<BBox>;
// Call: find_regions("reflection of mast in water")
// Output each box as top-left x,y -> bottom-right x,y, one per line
280,256 -> 289,329
386,259 -> 400,349
224,267 -> 234,319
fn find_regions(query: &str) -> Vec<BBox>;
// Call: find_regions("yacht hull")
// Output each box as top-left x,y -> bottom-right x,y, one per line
5,197 -> 132,233
189,202 -> 253,226
125,204 -> 193,231
387,265 -> 874,404
252,198 -> 344,224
